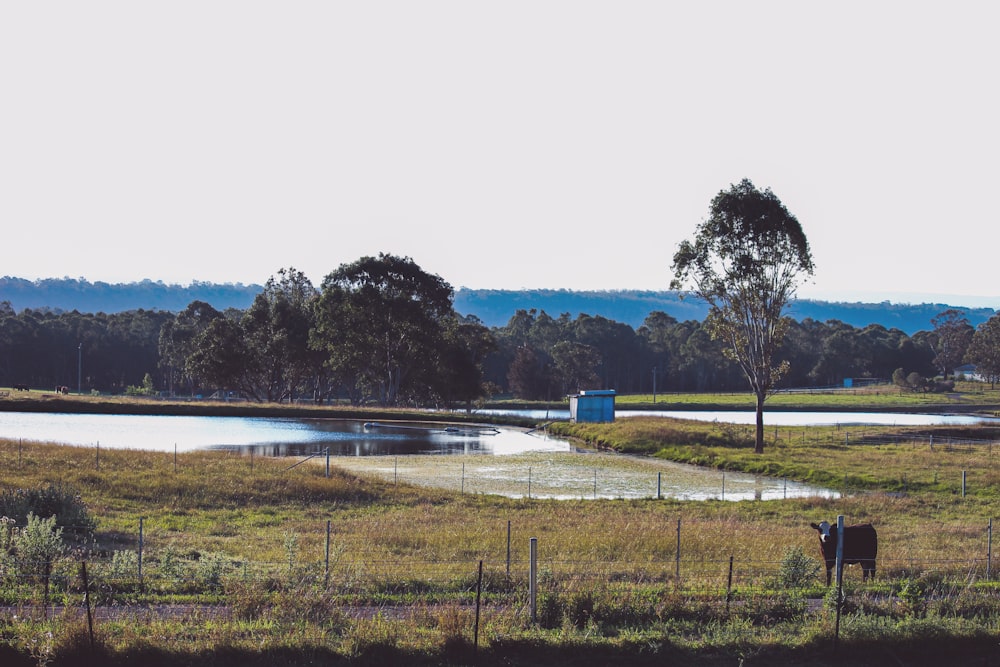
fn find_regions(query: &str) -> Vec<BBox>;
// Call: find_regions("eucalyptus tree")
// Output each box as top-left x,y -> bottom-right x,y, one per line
240,268 -> 320,402
965,313 -> 1000,388
186,310 -> 253,398
424,314 -> 497,408
671,179 -> 814,453
158,301 -> 224,395
636,311 -> 677,394
930,309 -> 974,379
550,340 -> 602,394
506,343 -> 558,400
311,253 -> 456,406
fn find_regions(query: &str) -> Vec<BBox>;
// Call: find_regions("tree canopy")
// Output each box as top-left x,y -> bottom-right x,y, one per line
671,179 -> 814,453
312,253 -> 470,406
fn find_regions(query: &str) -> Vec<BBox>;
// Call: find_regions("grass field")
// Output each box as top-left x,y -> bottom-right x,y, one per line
1,389 -> 1000,665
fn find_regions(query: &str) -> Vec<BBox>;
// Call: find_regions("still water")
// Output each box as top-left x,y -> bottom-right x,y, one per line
0,411 -> 847,501
0,412 -> 568,456
0,409 -> 993,455
0,412 -> 838,500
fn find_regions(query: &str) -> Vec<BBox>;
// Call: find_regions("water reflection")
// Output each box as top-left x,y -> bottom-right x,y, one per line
0,412 -> 568,456
0,411 -> 838,500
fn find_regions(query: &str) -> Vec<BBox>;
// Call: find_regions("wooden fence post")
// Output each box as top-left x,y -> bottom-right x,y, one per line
506,520 -> 511,581
834,515 -> 845,651
675,518 -> 681,581
988,518 -> 993,581
138,517 -> 144,587
80,561 -> 95,651
529,537 -> 538,624
474,560 -> 483,655
325,519 -> 332,587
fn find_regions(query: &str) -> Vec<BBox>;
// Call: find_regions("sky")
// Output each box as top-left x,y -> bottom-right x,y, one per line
2,2 -> 998,307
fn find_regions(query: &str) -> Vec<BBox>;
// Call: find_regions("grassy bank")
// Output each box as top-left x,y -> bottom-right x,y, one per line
2,394 -> 1000,665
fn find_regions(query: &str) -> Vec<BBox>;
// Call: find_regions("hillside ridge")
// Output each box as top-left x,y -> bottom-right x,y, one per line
2,277 -> 996,335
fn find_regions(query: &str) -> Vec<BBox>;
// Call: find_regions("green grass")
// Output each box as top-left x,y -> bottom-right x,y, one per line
615,381 -> 1000,413
2,392 -> 1000,665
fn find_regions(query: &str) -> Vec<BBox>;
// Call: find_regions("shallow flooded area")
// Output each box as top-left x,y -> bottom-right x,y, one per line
327,450 -> 838,501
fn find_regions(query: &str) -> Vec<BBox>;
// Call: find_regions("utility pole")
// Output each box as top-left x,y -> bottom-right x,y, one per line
77,343 -> 82,394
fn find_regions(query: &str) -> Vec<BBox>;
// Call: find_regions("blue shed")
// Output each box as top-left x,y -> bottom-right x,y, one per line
568,389 -> 616,423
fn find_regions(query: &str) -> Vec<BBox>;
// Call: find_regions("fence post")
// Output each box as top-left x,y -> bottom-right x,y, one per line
506,520 -> 511,581
528,467 -> 532,499
325,448 -> 330,478
529,537 -> 538,624
474,560 -> 483,655
138,516 -> 144,587
963,471 -> 967,497
834,515 -> 845,651
657,472 -> 661,500
80,561 -> 95,651
675,518 -> 681,581
988,518 -> 993,581
462,462 -> 465,494
325,519 -> 331,587
725,556 -> 734,615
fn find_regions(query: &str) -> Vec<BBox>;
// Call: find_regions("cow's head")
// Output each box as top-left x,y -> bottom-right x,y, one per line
810,521 -> 833,544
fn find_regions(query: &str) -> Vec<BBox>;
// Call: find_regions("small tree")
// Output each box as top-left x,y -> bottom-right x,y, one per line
671,179 -> 814,453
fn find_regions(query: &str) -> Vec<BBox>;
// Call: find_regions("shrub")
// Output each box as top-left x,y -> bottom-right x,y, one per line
777,545 -> 821,589
15,513 -> 65,582
108,549 -> 139,583
0,484 -> 96,542
195,551 -> 232,590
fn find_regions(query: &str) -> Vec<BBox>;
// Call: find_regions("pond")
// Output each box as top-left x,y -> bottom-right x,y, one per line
0,412 -> 566,455
0,410 -> 855,501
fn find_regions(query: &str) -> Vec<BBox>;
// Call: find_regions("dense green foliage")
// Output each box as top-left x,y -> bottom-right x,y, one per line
0,483 -> 95,540
0,255 -> 987,404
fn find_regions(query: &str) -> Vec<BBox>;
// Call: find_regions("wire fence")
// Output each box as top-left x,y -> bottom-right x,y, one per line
3,517 -> 995,609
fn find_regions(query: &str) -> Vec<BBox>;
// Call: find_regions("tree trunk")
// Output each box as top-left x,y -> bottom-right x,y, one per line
754,391 -> 765,454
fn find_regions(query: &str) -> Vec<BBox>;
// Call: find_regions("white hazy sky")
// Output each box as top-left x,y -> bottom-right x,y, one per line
2,2 -> 998,307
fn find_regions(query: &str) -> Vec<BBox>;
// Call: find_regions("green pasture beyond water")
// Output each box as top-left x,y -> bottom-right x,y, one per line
1,388 -> 1000,666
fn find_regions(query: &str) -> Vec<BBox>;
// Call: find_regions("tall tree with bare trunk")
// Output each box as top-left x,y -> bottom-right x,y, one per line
671,179 -> 814,454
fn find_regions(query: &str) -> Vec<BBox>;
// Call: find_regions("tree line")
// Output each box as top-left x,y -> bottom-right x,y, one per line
1,255 -> 997,404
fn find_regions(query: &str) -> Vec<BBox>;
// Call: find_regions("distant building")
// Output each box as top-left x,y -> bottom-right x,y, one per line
568,389 -> 616,423
954,364 -> 984,382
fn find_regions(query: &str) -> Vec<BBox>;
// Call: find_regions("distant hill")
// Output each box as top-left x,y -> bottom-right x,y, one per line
451,289 -> 998,335
1,278 -> 996,335
0,277 -> 262,314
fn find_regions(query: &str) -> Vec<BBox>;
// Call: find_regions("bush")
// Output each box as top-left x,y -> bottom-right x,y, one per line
14,513 -> 65,582
777,545 -> 821,589
0,484 -> 96,542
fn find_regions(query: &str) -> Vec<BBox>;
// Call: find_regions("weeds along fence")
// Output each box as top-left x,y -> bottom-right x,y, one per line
3,517 -> 996,613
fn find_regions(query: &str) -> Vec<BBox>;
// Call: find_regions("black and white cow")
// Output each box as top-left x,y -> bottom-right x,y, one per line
809,521 -> 877,585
